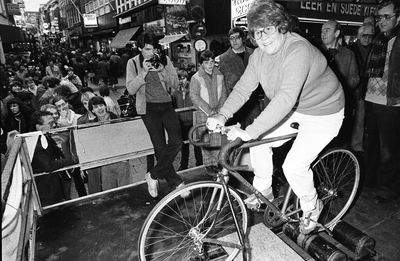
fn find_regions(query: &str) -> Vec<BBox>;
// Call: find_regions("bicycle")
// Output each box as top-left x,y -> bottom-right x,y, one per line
138,123 -> 360,261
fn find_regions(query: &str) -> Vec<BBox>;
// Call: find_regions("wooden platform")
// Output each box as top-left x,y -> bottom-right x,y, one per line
220,223 -> 311,261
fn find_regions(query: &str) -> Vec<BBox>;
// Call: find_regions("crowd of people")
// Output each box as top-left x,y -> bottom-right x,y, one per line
0,47 -> 139,206
1,0 -> 399,231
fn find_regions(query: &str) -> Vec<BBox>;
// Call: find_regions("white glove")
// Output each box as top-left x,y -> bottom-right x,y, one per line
226,123 -> 252,141
206,114 -> 227,131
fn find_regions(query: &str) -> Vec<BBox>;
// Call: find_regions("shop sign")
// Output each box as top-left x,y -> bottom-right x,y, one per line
231,0 -> 256,20
119,16 -> 132,25
7,3 -> 21,15
83,14 -> 98,28
158,0 -> 186,5
298,2 -> 377,17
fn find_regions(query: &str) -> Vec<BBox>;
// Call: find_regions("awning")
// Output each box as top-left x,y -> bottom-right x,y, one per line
0,24 -> 26,44
159,34 -> 186,45
108,27 -> 140,48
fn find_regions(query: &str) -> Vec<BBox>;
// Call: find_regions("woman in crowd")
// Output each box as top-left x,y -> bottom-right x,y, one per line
206,0 -> 345,234
4,97 -> 33,133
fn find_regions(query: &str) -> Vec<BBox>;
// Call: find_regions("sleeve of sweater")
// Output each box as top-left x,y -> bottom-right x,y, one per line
161,56 -> 179,92
126,58 -> 147,95
218,52 -> 263,120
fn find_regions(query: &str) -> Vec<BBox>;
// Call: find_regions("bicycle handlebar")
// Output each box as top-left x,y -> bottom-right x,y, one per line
189,123 -> 299,173
188,124 -> 250,172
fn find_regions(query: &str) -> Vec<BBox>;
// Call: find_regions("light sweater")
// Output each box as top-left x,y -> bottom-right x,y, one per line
219,32 -> 345,139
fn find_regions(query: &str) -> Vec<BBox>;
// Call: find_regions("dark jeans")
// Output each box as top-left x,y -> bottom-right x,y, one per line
141,102 -> 183,188
364,102 -> 400,196
180,122 -> 203,168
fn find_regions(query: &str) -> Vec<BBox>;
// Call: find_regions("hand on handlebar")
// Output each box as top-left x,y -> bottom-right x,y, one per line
226,123 -> 252,141
206,114 -> 227,131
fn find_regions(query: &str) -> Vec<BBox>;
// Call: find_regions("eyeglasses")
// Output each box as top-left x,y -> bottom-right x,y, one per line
361,34 -> 374,39
376,14 -> 396,22
251,26 -> 277,40
229,35 -> 241,41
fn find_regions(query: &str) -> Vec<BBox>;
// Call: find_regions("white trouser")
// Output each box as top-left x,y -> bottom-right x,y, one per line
248,109 -> 344,213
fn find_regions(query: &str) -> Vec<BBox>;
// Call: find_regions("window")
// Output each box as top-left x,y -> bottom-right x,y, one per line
105,5 -> 110,13
99,7 -> 105,15
99,0 -> 104,5
89,2 -> 93,11
85,3 -> 89,13
94,0 -> 99,9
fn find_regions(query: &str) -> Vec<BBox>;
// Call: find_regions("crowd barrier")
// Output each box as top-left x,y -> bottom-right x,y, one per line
1,106 -> 195,261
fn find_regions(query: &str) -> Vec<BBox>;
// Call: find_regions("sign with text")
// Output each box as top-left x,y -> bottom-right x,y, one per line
286,2 -> 378,22
298,2 -> 377,17
158,0 -> 186,5
7,3 -> 21,15
231,0 -> 256,20
83,14 -> 98,28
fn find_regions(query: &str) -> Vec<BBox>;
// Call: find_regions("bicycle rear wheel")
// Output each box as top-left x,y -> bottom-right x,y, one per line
138,181 -> 248,261
310,148 -> 360,229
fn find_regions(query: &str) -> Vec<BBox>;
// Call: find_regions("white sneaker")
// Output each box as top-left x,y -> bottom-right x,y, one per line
244,189 -> 274,210
177,182 -> 191,199
145,172 -> 158,198
300,199 -> 324,234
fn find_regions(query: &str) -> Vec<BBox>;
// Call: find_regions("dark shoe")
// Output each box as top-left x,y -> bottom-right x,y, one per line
178,165 -> 188,171
373,195 -> 395,204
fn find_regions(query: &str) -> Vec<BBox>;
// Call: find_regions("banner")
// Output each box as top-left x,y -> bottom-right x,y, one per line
83,14 -> 98,28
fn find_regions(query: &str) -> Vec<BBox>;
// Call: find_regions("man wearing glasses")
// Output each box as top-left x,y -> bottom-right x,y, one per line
348,24 -> 375,152
218,26 -> 262,128
364,0 -> 400,203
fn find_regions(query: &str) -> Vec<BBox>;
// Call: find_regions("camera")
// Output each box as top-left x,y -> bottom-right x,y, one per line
147,54 -> 162,69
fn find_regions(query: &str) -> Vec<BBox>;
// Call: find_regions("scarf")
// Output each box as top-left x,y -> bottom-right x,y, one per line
365,24 -> 400,78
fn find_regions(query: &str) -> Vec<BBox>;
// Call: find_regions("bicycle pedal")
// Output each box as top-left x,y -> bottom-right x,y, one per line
205,246 -> 228,261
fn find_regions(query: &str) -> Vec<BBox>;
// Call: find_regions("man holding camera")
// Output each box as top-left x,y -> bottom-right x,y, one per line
126,32 -> 189,198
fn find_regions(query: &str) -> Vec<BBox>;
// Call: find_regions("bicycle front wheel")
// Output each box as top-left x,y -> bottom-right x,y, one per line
311,148 -> 360,229
138,181 -> 248,261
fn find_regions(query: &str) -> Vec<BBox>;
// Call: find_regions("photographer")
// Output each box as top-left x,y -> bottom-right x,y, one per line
126,32 -> 189,199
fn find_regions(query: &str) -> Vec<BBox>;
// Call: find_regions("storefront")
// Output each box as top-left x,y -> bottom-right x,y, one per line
81,12 -> 118,51
112,0 -> 204,67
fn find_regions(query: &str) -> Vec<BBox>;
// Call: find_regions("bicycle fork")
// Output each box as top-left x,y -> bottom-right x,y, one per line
196,170 -> 248,260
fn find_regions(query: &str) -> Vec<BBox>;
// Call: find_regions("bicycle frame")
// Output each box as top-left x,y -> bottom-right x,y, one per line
188,125 -> 302,250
